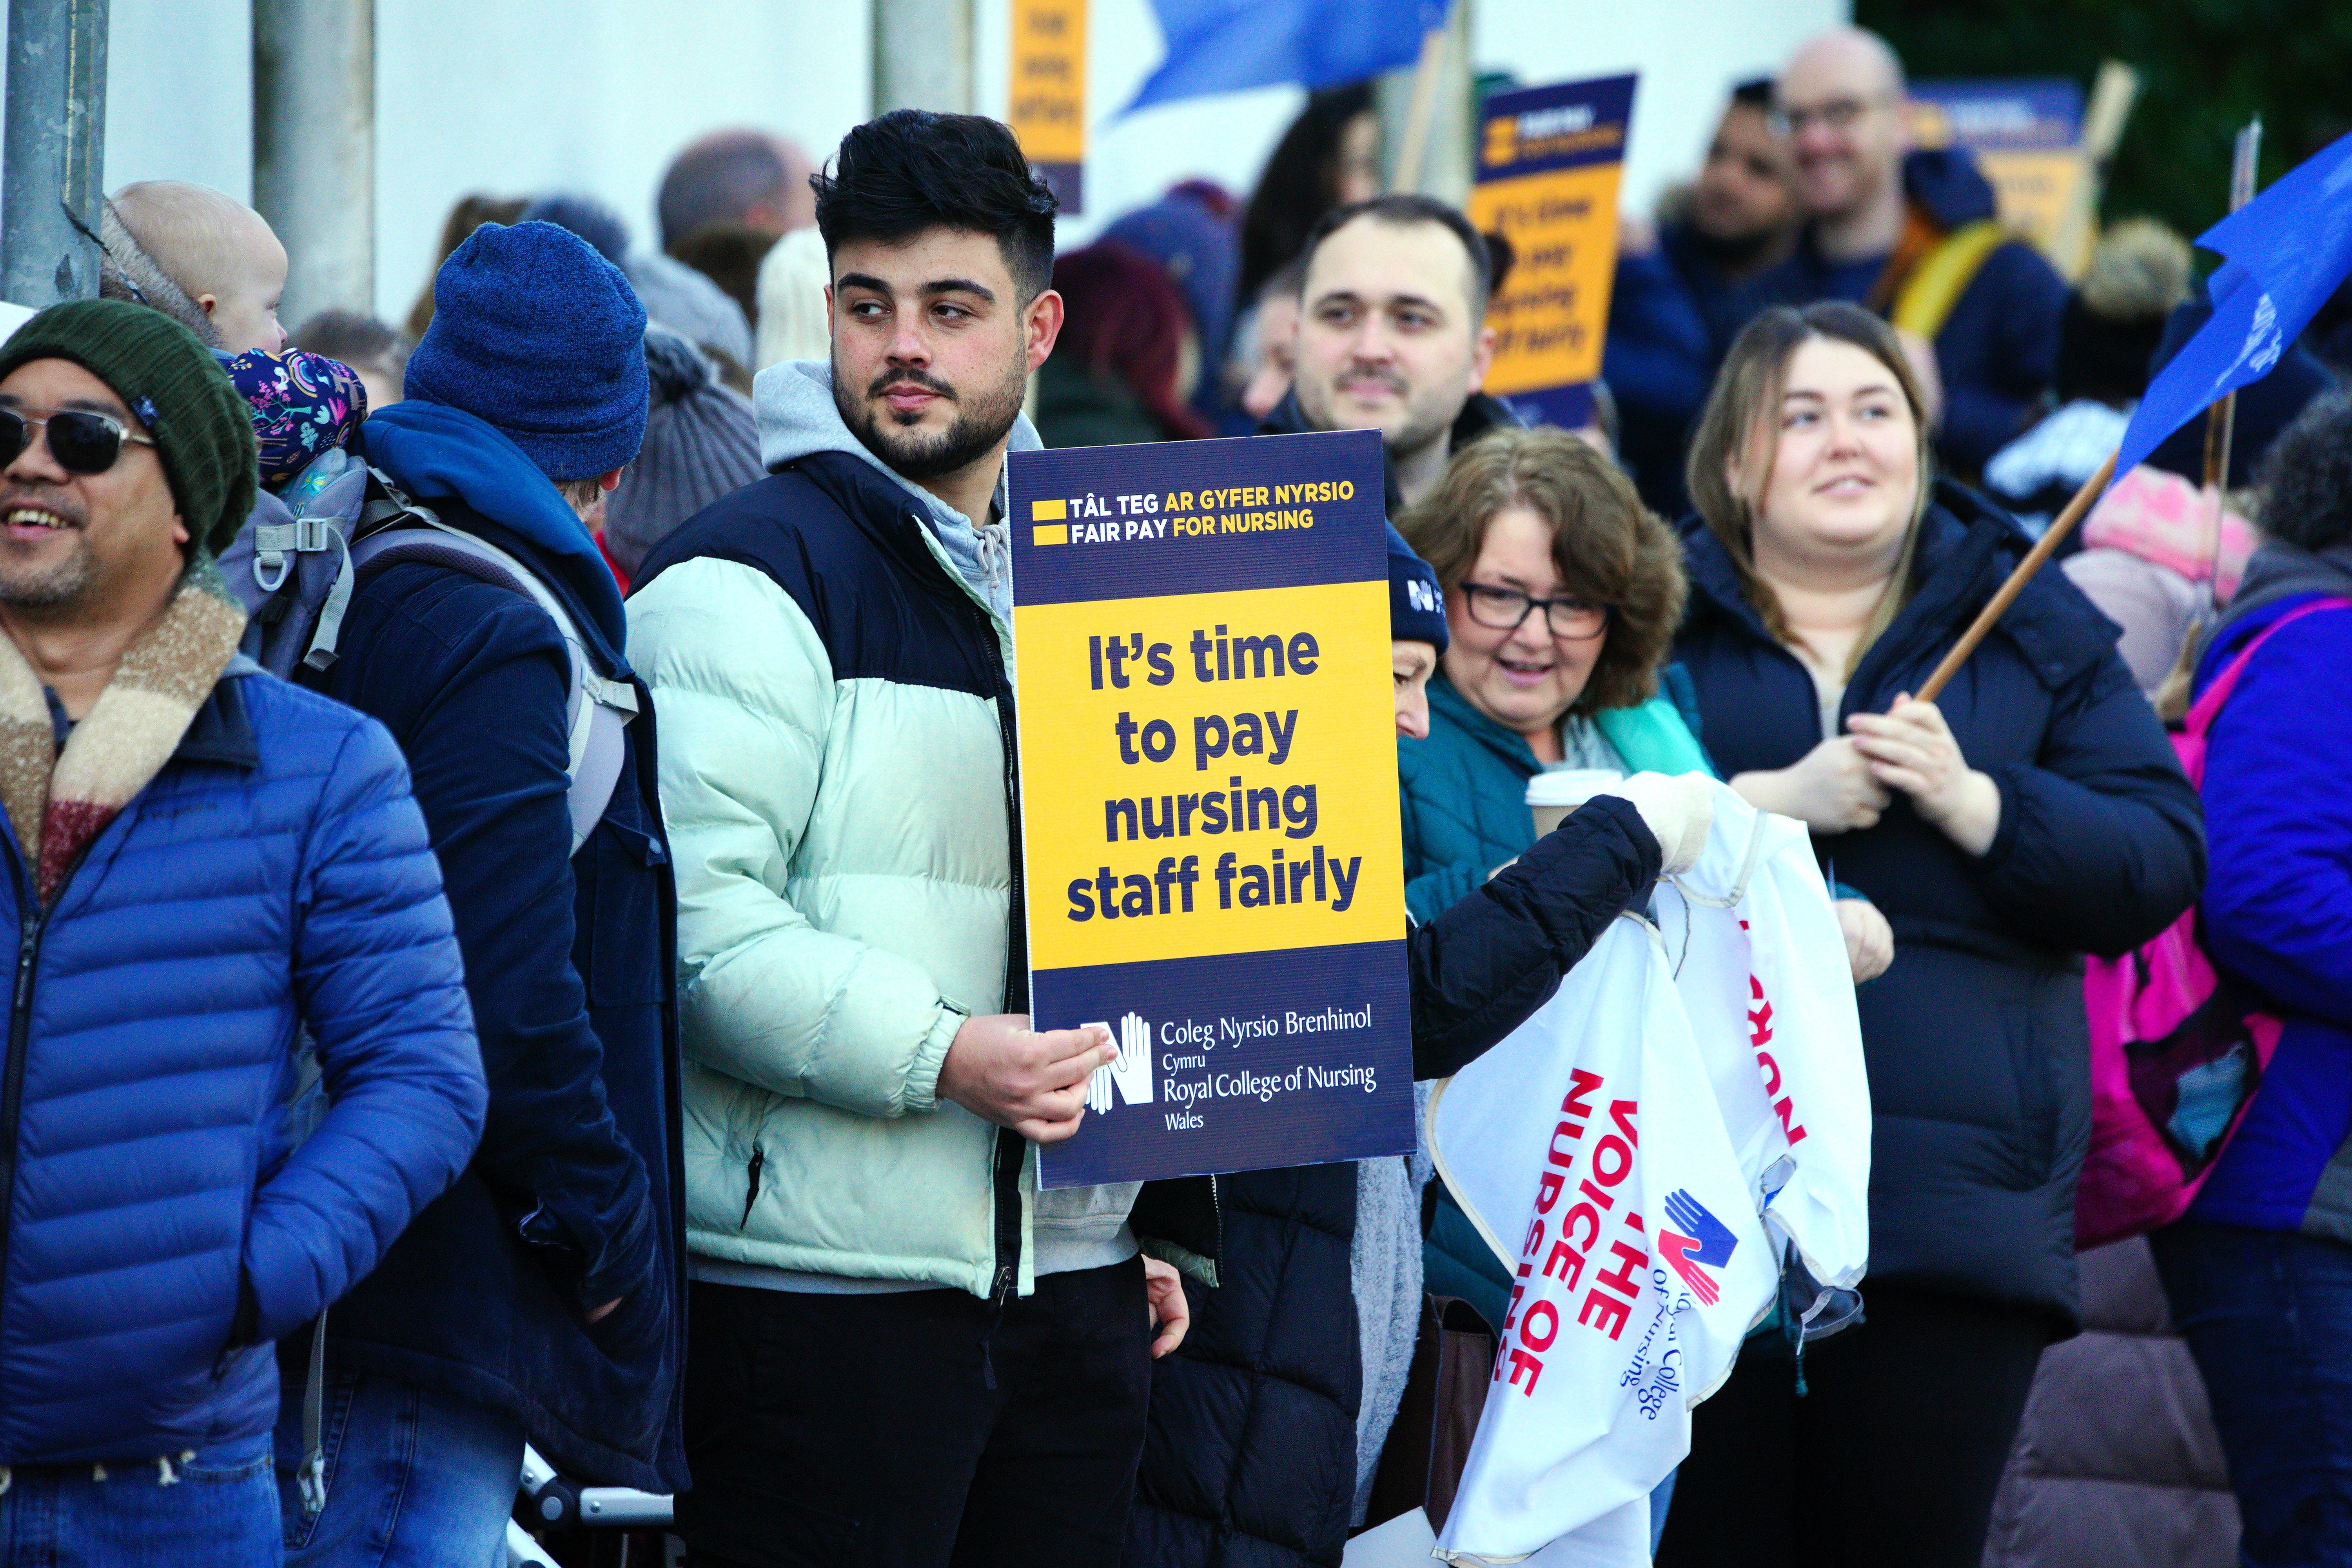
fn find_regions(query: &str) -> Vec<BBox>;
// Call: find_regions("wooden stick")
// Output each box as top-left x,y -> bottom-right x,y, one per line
1916,450 -> 2117,702
1390,27 -> 1447,195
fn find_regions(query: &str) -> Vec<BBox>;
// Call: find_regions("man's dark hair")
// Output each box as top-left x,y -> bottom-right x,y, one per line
659,131 -> 792,250
812,111 -> 1058,302
1730,77 -> 1775,112
2256,389 -> 2352,553
1300,194 -> 1495,322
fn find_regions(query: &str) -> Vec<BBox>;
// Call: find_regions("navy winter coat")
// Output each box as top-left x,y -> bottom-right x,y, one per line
305,444 -> 687,1490
1126,798 -> 1666,1568
1604,223 -> 1761,515
0,663 -> 483,1465
1745,149 -> 2070,476
1675,483 -> 2205,1325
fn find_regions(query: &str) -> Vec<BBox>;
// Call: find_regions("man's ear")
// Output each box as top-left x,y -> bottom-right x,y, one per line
171,508 -> 191,550
598,467 -> 624,494
1466,321 -> 1497,394
1025,288 -> 1065,374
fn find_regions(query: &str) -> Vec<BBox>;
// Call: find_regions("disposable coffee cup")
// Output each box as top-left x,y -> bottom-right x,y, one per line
1527,768 -> 1625,838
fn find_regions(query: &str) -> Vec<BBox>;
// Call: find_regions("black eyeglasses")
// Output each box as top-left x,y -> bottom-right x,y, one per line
0,407 -> 157,476
1459,580 -> 1611,641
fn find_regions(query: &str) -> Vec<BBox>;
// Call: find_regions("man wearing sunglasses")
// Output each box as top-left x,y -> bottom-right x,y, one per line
1742,26 -> 2066,480
0,300 -> 485,1565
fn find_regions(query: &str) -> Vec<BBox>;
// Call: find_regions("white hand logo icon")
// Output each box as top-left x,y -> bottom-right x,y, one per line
1084,1013 -> 1155,1114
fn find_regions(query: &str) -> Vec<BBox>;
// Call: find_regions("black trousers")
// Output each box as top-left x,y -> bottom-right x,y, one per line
1655,1283 -> 2051,1568
677,1257 -> 1152,1568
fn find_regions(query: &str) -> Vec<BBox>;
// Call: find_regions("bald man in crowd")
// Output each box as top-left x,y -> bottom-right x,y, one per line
656,129 -> 817,249
1744,26 -> 2067,476
102,181 -> 289,354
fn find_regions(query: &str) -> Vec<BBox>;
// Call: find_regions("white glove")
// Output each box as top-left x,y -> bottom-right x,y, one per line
1612,771 -> 1713,877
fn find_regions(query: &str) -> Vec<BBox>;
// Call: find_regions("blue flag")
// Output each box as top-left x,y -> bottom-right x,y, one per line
2112,129 -> 2352,487
1127,0 -> 1447,113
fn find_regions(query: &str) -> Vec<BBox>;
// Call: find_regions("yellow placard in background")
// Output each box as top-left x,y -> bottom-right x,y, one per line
1468,160 -> 1626,397
1009,0 -> 1085,209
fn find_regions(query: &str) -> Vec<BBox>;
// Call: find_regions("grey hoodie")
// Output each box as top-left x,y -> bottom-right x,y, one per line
756,358 -> 1029,628
752,357 -> 1140,1277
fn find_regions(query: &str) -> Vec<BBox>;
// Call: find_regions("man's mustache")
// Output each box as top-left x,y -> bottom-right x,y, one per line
868,368 -> 958,402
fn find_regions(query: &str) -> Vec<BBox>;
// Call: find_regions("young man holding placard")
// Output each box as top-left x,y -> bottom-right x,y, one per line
627,111 -> 1185,1568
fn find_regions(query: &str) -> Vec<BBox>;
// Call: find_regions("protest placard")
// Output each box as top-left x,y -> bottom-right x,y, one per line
1911,78 -> 2092,276
1009,428 -> 1413,1188
1467,74 -> 1638,431
1009,0 -> 1085,211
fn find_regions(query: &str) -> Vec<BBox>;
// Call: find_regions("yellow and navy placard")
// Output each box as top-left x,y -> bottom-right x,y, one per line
1009,0 -> 1085,212
1011,428 -> 1412,1188
1469,74 -> 1638,430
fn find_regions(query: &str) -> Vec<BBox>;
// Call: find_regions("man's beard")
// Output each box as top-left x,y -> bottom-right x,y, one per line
0,499 -> 93,610
834,352 -> 1028,483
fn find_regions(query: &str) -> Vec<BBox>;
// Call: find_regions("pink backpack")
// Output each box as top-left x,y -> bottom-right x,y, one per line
2076,596 -> 2352,1249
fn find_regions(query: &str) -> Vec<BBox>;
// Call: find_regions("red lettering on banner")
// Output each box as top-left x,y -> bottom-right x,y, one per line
1596,1238 -> 1646,1300
1547,1120 -> 1584,1167
1592,1136 -> 1632,1186
1562,1067 -> 1602,1121
1578,1176 -> 1615,1211
1578,1289 -> 1632,1340
1506,1346 -> 1545,1392
1521,1216 -> 1545,1263
1608,1098 -> 1639,1145
1520,1299 -> 1560,1352
1543,1236 -> 1587,1289
1535,1168 -> 1565,1213
1564,1202 -> 1601,1252
1748,972 -> 1808,1143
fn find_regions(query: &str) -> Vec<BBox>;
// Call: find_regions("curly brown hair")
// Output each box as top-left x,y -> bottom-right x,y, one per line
1399,426 -> 1686,716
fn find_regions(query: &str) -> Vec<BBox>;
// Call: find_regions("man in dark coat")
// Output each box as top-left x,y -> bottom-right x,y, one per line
1746,29 -> 2068,477
1605,78 -> 1798,515
0,301 -> 484,1566
272,221 -> 688,1563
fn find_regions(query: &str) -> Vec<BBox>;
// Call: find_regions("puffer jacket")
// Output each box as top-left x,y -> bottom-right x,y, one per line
629,443 -> 1037,1296
1674,480 -> 2205,1325
0,661 -> 484,1465
1398,669 -> 1712,923
1980,1238 -> 2239,1568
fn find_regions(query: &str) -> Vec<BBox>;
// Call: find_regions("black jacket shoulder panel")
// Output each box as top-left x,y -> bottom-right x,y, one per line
632,454 -> 1000,700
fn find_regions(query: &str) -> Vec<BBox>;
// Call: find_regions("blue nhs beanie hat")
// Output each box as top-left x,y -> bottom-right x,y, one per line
406,221 -> 649,480
1387,523 -> 1448,654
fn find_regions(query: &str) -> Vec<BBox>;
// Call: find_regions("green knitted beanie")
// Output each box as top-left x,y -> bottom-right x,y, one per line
0,298 -> 258,558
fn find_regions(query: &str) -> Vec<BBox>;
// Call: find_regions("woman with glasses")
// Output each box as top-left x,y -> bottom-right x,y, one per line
1654,301 -> 2203,1568
1396,425 -> 1712,934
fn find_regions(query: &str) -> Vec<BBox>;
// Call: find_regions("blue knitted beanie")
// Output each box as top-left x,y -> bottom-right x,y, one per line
406,221 -> 649,480
1387,523 -> 1449,653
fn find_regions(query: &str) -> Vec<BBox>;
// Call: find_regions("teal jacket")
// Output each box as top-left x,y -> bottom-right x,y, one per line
1399,670 -> 1714,925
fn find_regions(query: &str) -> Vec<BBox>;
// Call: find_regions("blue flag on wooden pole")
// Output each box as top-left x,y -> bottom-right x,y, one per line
1125,0 -> 1448,113
2112,129 -> 2352,487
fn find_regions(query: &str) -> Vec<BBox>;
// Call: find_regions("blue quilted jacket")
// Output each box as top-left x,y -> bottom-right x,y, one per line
0,660 -> 484,1466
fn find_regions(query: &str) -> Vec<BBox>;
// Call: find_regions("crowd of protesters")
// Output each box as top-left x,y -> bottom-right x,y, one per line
0,17 -> 2345,1568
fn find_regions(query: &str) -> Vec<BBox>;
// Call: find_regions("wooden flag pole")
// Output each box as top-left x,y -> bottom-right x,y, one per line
1390,27 -> 1448,195
1916,451 -> 2118,702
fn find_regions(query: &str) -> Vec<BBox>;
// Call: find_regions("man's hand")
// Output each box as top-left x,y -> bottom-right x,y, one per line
1733,737 -> 1890,834
938,1014 -> 1115,1143
1834,898 -> 1895,984
1143,1256 -> 1190,1358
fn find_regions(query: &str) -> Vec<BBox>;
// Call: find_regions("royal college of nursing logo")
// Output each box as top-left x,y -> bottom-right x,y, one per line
1659,1189 -> 1739,1307
1084,1013 -> 1155,1114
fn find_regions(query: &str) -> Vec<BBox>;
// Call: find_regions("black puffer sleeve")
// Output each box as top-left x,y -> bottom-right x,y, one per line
1408,793 -> 1662,1080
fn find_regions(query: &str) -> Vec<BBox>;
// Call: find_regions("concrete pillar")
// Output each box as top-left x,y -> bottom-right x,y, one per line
873,0 -> 973,116
1,0 -> 109,307
253,0 -> 372,330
